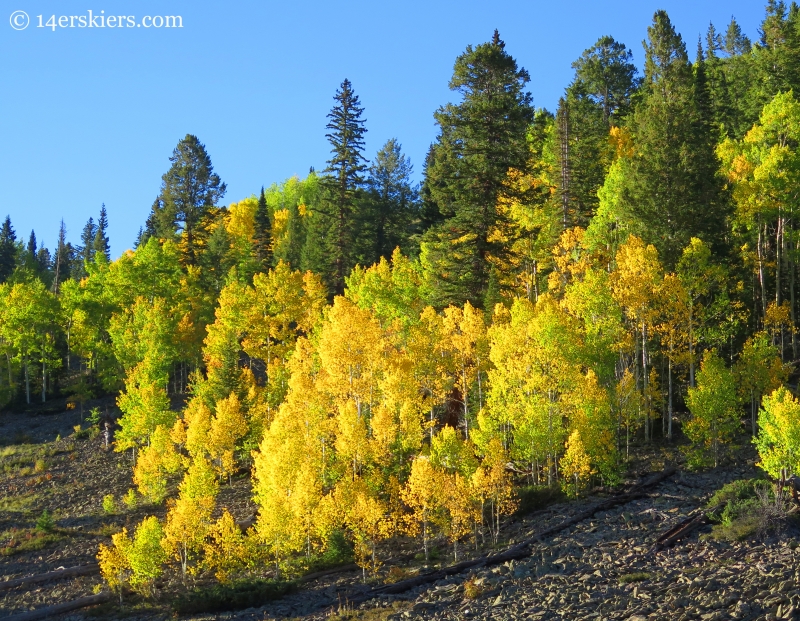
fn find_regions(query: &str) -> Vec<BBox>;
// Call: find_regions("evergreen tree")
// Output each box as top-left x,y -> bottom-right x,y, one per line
52,220 -> 71,294
365,138 -> 418,262
304,79 -> 368,295
422,30 -> 534,307
160,135 -> 227,266
0,216 -> 16,284
93,204 -> 110,262
570,35 -> 640,125
620,11 -> 729,267
254,187 -> 273,271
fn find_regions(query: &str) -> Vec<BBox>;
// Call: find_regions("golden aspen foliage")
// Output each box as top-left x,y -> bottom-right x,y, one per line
203,509 -> 249,583
98,528 -> 132,602
568,370 -> 618,483
401,457 -> 442,562
615,368 -> 643,459
208,392 -> 248,481
162,457 -> 218,579
735,332 -> 788,435
407,307 -> 453,438
442,302 -> 490,435
342,480 -> 392,578
318,296 -> 385,416
754,387 -> 800,479
560,430 -> 594,498
133,425 -> 183,503
440,472 -> 477,561
183,396 -> 212,460
471,438 -> 516,543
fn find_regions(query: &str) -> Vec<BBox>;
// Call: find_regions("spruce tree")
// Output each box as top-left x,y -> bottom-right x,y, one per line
304,79 -> 368,295
254,187 -> 273,271
160,135 -> 227,266
0,216 -> 16,283
93,204 -> 110,262
422,30 -> 534,307
620,11 -> 729,267
365,138 -> 418,262
52,220 -> 70,293
80,217 -> 97,264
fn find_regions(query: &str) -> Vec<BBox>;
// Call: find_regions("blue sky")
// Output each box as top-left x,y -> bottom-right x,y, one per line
0,0 -> 766,257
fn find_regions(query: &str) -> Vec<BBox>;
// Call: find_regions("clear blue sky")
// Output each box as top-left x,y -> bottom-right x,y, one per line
0,0 -> 765,257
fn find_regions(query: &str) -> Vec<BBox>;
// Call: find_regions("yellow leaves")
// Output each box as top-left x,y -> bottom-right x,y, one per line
98,528 -> 131,595
318,297 -> 385,411
559,430 -> 593,498
203,510 -> 249,583
133,425 -> 183,503
611,235 -> 663,325
226,197 -> 258,243
755,387 -> 800,478
184,397 -> 212,460
208,392 -> 248,480
608,125 -> 633,159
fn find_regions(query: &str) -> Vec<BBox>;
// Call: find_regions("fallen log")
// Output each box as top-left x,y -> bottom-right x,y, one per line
0,563 -> 100,593
349,467 -> 676,603
3,592 -> 111,621
652,505 -> 721,552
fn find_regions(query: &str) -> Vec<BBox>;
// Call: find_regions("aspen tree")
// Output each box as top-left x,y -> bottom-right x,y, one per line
162,457 -> 218,580
560,430 -> 594,497
208,392 -> 248,482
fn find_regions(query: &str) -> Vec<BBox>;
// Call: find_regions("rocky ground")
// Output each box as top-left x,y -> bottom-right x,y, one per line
2,405 -> 798,621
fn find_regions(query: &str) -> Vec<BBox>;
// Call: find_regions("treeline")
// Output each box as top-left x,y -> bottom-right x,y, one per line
4,3 -> 800,595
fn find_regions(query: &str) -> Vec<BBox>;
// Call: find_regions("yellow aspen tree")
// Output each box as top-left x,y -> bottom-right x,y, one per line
343,481 -> 391,579
243,261 -> 326,421
208,392 -> 248,482
133,424 -> 183,503
334,400 -> 372,480
472,438 -> 516,543
98,528 -> 132,604
401,456 -> 442,562
203,509 -> 249,583
441,472 -> 477,561
183,396 -> 212,460
615,368 -> 642,460
611,235 -> 663,441
560,430 -> 593,497
162,456 -> 218,580
735,332 -> 788,435
318,297 -> 385,419
408,307 -> 453,439
568,370 -> 618,483
442,302 -> 490,438
126,516 -> 167,596
685,350 -> 739,468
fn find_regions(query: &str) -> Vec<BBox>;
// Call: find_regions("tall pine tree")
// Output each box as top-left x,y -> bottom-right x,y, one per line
303,79 -> 368,295
620,11 -> 729,267
0,216 -> 16,283
365,138 -> 418,262
422,30 -> 534,307
160,135 -> 227,266
93,204 -> 110,262
254,187 -> 273,271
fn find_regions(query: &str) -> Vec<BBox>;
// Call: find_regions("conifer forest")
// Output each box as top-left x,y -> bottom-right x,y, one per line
6,5 -> 800,618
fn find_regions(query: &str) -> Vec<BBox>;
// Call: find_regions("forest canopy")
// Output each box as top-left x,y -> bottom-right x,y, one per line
3,7 -> 800,592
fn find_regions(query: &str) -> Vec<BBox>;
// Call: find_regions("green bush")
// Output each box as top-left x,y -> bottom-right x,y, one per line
515,485 -> 565,516
172,579 -> 295,614
35,510 -> 54,533
102,494 -> 117,515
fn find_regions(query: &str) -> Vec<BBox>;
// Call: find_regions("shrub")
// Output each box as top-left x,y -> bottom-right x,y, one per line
35,510 -> 54,533
122,488 -> 137,509
172,579 -> 295,614
102,494 -> 117,515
